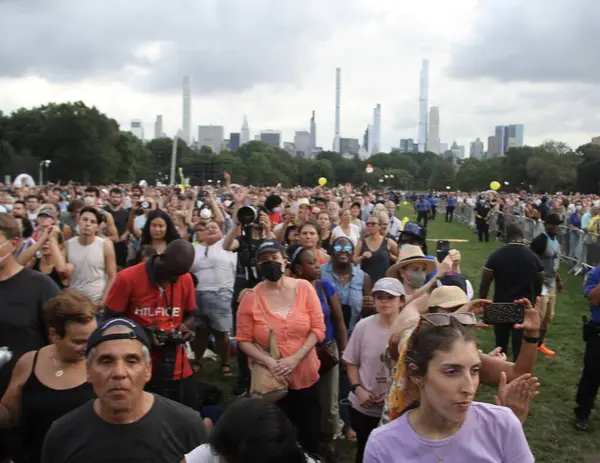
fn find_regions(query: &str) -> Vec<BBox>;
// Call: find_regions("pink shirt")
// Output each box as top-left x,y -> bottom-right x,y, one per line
342,315 -> 391,417
364,402 -> 534,463
237,279 -> 326,390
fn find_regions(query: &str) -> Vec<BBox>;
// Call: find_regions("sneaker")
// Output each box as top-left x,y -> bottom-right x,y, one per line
538,344 -> 556,356
575,418 -> 589,431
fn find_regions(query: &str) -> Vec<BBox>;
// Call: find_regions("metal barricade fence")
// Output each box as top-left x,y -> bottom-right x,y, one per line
439,202 -> 600,274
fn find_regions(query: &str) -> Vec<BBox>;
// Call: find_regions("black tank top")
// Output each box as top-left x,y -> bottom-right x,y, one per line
33,258 -> 65,289
360,237 -> 391,283
18,351 -> 95,463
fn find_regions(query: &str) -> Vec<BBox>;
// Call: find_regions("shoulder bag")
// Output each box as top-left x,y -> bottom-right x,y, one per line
249,289 -> 289,402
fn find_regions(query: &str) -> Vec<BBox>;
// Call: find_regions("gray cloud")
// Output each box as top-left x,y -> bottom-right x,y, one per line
447,0 -> 600,85
0,0 -> 373,95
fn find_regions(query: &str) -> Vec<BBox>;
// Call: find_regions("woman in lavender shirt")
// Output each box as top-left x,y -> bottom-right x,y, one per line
364,313 -> 535,463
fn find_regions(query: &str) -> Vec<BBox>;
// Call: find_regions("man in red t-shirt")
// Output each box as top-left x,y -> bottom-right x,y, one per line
104,239 -> 198,408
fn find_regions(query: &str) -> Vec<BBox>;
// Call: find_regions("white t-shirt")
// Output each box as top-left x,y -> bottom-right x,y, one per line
190,238 -> 237,291
185,444 -> 319,463
331,223 -> 361,247
134,214 -> 147,231
185,444 -> 219,463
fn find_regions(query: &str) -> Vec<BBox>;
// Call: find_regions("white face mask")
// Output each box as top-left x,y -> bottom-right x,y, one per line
0,240 -> 14,266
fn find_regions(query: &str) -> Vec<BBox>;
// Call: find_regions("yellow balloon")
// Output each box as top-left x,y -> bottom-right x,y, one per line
402,201 -> 408,206
318,177 -> 327,186
402,216 -> 410,226
490,181 -> 501,191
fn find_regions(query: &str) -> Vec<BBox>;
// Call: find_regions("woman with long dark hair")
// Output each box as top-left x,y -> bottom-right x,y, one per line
139,210 -> 180,255
365,313 -> 535,462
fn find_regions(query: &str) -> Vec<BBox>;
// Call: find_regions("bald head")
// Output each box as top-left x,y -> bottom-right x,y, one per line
162,239 -> 195,277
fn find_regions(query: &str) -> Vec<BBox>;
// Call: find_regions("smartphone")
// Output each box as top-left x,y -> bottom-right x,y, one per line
483,303 -> 525,325
198,190 -> 207,200
436,240 -> 450,263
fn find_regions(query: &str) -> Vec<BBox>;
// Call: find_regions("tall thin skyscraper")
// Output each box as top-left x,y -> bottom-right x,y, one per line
310,110 -> 316,156
372,104 -> 381,154
240,115 -> 250,145
418,59 -> 429,153
182,75 -> 192,145
426,106 -> 440,154
130,119 -> 144,140
154,115 -> 163,139
333,68 -> 341,152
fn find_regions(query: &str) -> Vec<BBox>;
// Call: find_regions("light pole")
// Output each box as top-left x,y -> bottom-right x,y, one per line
39,160 -> 51,185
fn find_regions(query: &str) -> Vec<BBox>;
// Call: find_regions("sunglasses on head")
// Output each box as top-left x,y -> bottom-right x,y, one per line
420,312 -> 477,327
333,244 -> 353,253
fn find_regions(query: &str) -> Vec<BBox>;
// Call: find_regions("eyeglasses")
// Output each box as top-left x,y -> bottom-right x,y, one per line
333,244 -> 353,253
366,222 -> 378,226
420,312 -> 477,327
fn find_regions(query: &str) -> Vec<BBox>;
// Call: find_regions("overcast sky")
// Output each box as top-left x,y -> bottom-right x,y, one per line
1,0 -> 598,154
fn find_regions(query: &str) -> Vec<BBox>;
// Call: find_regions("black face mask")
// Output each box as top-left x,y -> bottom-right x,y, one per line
259,260 -> 284,282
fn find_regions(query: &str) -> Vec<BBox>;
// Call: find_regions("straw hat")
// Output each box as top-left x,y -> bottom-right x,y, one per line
387,244 -> 437,277
428,286 -> 469,309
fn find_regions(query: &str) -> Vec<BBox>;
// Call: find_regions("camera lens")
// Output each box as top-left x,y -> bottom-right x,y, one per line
237,206 -> 258,225
141,201 -> 150,209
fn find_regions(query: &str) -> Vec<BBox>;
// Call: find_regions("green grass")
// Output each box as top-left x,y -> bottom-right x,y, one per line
197,206 -> 599,462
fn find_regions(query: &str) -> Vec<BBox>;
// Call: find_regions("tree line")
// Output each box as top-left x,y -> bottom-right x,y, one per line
1,101 -> 599,193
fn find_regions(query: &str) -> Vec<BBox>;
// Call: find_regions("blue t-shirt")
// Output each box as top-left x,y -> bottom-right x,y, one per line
584,266 -> 600,324
567,213 -> 582,229
315,279 -> 337,342
427,198 -> 438,206
447,198 -> 456,207
416,200 -> 430,212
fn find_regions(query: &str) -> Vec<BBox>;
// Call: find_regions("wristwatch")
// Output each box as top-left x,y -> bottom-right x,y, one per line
351,383 -> 361,393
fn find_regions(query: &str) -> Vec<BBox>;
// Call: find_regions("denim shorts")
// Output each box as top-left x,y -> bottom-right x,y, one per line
195,289 -> 233,333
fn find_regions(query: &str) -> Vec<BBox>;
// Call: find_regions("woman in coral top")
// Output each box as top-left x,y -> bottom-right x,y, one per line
237,240 -> 326,456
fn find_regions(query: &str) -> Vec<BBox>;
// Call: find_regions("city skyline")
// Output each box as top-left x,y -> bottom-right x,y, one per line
0,1 -> 598,153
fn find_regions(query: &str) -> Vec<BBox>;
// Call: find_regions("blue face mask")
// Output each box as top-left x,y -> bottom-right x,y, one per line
576,205 -> 583,211
273,207 -> 282,213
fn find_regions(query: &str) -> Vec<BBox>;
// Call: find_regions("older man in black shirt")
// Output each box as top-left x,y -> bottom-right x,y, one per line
42,318 -> 206,463
479,223 -> 544,361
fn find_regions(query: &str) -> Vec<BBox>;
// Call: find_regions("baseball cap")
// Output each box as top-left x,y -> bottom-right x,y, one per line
37,208 -> 55,218
256,241 -> 285,259
87,318 -> 152,355
428,286 -> 469,309
372,277 -> 405,297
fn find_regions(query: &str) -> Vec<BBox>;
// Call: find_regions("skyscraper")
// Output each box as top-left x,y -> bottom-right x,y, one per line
294,131 -> 311,157
426,106 -> 440,154
229,133 -> 241,151
367,124 -> 374,155
488,135 -> 501,157
494,126 -> 506,155
197,125 -> 225,152
130,119 -> 144,140
505,124 -> 524,150
470,138 -> 484,158
418,59 -> 429,153
240,115 -> 250,145
154,115 -> 163,139
310,110 -> 316,156
182,75 -> 192,145
261,130 -> 281,148
333,67 -> 341,152
372,104 -> 381,154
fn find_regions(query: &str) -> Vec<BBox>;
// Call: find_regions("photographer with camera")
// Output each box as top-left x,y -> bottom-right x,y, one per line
223,188 -> 275,396
102,239 -> 198,409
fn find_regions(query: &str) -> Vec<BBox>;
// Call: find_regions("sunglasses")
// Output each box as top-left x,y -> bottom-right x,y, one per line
333,244 -> 353,253
420,312 -> 477,327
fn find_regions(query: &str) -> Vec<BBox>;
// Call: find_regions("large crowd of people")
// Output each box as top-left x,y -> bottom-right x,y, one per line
0,178 -> 599,462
